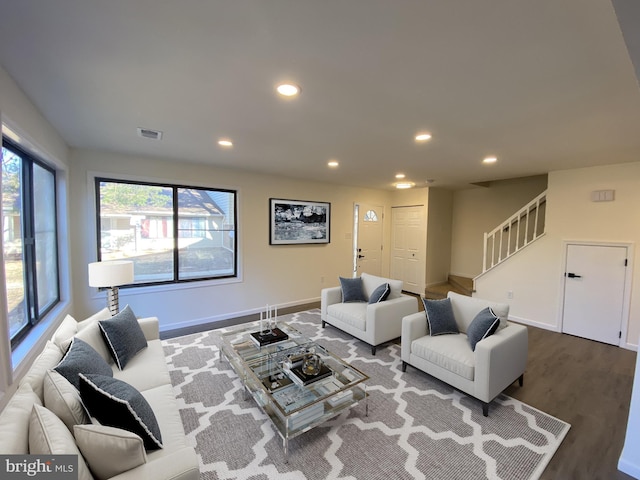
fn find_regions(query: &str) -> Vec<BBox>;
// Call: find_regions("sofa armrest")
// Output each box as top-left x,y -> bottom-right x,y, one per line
366,295 -> 419,344
321,287 -> 342,319
401,311 -> 428,361
137,317 -> 160,341
109,447 -> 199,480
474,322 -> 528,402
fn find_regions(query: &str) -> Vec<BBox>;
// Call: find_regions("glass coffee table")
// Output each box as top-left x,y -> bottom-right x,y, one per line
220,322 -> 368,460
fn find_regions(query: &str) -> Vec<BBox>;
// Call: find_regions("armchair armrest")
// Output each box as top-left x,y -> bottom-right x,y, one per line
321,286 -> 342,319
366,295 -> 419,345
401,311 -> 427,361
474,322 -> 528,402
137,317 -> 160,341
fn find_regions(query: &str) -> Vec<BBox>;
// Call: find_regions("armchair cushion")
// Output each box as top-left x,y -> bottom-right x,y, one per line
467,307 -> 500,351
339,277 -> 367,303
368,283 -> 390,304
423,297 -> 459,336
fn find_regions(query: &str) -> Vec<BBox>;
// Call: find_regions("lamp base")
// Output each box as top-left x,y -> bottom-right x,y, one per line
106,287 -> 121,316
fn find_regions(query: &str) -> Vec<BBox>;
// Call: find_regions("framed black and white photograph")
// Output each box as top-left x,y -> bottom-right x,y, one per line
269,199 -> 331,245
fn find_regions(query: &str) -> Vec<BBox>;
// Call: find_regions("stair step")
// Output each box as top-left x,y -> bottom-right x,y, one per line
424,275 -> 474,300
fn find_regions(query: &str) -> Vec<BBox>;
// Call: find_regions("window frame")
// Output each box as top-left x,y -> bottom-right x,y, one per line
2,137 -> 60,349
95,177 -> 238,287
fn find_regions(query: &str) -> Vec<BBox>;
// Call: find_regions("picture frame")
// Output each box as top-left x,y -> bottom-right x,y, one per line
269,198 -> 331,245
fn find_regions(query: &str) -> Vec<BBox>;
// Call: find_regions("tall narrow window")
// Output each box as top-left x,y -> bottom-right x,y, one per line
2,138 -> 59,347
96,179 -> 237,285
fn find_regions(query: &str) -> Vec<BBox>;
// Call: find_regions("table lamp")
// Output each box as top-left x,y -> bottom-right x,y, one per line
88,260 -> 134,315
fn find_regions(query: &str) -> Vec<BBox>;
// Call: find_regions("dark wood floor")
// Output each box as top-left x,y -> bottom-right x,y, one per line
504,326 -> 637,480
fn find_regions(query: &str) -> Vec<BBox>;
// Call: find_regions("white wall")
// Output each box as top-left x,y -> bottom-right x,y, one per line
69,149 -> 393,332
450,175 -> 548,278
476,162 -> 640,349
0,65 -> 71,406
426,188 -> 453,286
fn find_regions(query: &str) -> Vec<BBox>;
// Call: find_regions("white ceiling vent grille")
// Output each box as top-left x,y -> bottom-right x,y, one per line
137,127 -> 163,140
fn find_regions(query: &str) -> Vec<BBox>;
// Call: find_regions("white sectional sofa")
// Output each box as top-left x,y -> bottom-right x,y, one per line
321,273 -> 419,355
401,292 -> 528,416
0,308 -> 199,480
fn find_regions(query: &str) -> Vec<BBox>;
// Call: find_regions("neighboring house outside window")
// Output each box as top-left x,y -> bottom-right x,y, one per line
96,178 -> 237,285
2,137 -> 59,349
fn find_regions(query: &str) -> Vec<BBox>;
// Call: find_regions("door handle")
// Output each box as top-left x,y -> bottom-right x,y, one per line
566,272 -> 582,278
358,254 -> 365,259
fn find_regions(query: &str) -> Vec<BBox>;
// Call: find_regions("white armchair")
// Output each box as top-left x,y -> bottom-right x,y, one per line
401,292 -> 528,416
321,273 -> 419,355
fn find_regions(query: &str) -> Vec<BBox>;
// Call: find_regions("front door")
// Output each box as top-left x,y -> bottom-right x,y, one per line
355,204 -> 383,276
562,243 -> 628,346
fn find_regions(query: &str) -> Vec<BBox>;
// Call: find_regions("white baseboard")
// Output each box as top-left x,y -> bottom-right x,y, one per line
508,315 -> 561,332
159,297 -> 320,333
618,457 -> 640,479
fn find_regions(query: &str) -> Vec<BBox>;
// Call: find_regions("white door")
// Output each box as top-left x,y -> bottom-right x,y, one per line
355,204 -> 383,276
390,206 -> 426,295
562,244 -> 627,346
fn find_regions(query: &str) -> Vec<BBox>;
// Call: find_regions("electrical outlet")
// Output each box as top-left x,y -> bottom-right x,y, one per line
507,290 -> 514,299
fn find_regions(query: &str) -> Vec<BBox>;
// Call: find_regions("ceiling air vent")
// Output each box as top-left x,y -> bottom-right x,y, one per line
136,127 -> 163,140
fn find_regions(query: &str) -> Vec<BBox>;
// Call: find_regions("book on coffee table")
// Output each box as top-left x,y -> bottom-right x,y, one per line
250,328 -> 289,347
287,363 -> 332,386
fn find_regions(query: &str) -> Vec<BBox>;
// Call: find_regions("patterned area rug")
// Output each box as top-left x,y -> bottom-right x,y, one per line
162,310 -> 570,480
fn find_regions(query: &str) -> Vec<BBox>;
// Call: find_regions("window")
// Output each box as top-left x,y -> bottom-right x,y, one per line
2,138 -> 59,348
364,210 -> 378,222
96,178 -> 237,285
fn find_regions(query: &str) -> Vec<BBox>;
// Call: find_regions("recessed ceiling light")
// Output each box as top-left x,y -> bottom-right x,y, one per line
327,160 -> 339,168
276,83 -> 301,97
415,133 -> 432,142
395,182 -> 415,189
218,139 -> 233,147
395,173 -> 406,179
483,156 -> 497,164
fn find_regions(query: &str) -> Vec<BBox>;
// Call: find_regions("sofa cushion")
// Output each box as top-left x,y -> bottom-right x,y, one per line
327,303 -> 367,331
54,338 -> 113,390
361,273 -> 403,299
368,283 -> 391,304
77,308 -> 112,330
112,340 -> 172,392
423,297 -> 459,336
52,314 -> 79,350
72,320 -> 114,364
79,374 -> 163,451
29,405 -> 94,480
467,307 -> 501,351
447,292 -> 510,332
19,340 -> 63,401
74,424 -> 147,480
411,334 -> 475,380
339,276 -> 367,303
99,305 -> 147,370
43,370 -> 90,431
0,383 -> 42,454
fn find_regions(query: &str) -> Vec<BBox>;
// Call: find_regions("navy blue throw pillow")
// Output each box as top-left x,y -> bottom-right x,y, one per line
339,277 -> 367,303
467,307 -> 501,351
423,297 -> 459,336
368,283 -> 391,304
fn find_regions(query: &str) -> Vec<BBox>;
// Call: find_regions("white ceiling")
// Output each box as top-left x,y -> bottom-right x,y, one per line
1,0 -> 640,190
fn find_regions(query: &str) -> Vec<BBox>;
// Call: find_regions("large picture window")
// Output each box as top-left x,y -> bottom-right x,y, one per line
96,178 -> 237,285
2,138 -> 59,347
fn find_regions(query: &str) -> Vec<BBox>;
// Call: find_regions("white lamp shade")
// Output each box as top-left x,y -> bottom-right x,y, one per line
88,261 -> 134,287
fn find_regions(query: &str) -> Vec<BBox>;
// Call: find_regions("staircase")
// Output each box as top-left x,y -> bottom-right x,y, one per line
425,274 -> 474,300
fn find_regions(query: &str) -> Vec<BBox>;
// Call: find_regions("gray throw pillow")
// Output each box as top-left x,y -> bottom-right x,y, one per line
54,338 -> 113,390
467,307 -> 501,351
423,297 -> 459,336
99,305 -> 147,370
339,276 -> 367,303
79,374 -> 163,451
368,283 -> 391,304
